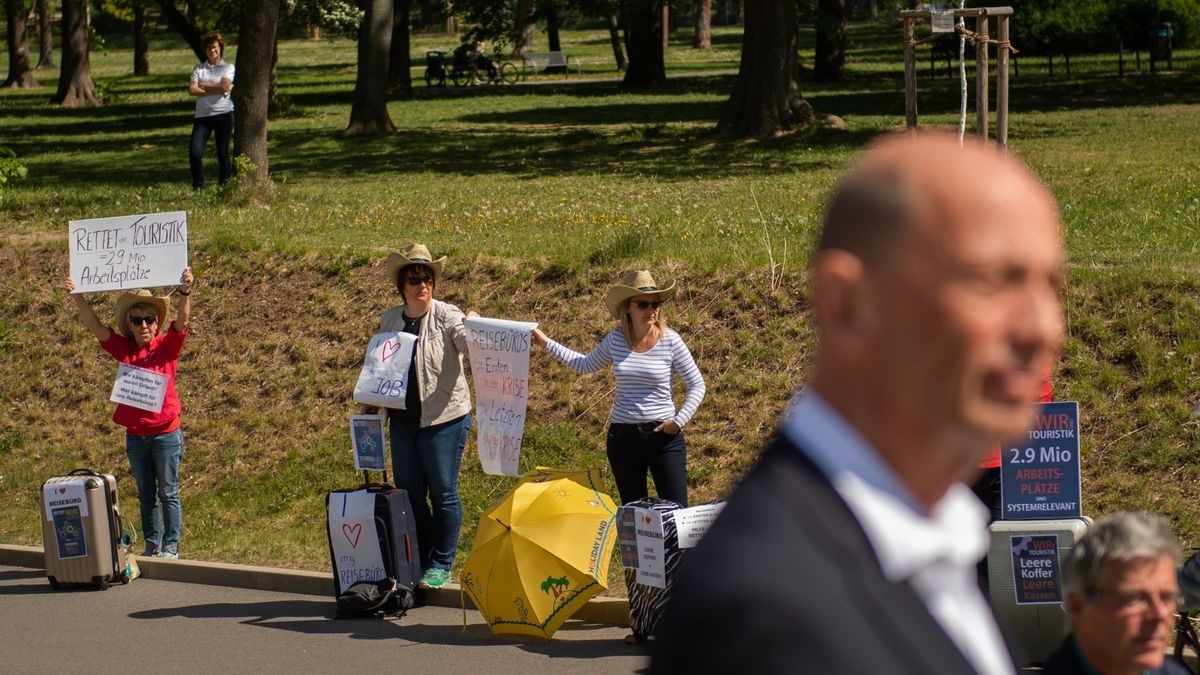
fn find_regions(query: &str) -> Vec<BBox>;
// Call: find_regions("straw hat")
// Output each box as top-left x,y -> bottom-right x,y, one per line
386,243 -> 447,284
113,290 -> 169,338
604,270 -> 676,320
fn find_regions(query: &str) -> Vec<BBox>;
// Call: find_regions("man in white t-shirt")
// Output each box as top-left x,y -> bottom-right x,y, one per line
188,32 -> 235,190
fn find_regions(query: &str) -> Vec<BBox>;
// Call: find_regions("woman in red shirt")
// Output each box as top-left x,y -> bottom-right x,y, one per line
65,268 -> 193,559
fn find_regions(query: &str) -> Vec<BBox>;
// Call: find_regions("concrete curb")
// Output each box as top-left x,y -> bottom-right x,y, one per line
0,543 -> 629,627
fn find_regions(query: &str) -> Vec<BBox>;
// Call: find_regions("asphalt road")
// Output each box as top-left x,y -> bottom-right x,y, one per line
0,565 -> 650,674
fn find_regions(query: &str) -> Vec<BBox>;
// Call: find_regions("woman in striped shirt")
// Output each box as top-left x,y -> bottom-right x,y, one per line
532,270 -> 706,506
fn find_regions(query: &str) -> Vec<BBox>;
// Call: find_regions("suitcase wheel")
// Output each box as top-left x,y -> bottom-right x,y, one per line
120,570 -> 131,585
47,576 -> 61,590
93,576 -> 111,591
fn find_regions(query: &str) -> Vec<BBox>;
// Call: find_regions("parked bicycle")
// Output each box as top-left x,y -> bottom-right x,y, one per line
424,50 -> 518,88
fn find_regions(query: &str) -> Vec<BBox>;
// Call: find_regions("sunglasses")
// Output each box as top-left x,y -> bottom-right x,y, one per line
406,275 -> 434,287
634,300 -> 663,311
128,315 -> 158,326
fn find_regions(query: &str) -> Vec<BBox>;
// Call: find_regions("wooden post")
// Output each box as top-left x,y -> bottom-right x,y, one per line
904,17 -> 918,131
996,14 -> 1010,149
975,13 -> 989,141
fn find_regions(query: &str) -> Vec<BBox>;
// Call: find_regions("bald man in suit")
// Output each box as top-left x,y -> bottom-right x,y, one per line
652,133 -> 1065,675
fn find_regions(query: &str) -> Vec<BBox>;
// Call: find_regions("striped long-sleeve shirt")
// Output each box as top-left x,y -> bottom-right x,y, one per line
545,327 -> 706,427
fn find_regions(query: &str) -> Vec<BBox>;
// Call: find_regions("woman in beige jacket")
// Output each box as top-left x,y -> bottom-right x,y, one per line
370,244 -> 472,589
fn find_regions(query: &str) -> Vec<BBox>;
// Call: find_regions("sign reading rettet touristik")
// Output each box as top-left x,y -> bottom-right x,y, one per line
68,211 -> 189,293
1000,401 -> 1082,520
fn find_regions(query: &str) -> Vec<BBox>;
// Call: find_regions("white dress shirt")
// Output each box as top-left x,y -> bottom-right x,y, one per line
782,390 -> 1016,675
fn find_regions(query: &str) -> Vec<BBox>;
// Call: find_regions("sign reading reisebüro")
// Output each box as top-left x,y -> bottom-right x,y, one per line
68,211 -> 189,293
1000,401 -> 1082,520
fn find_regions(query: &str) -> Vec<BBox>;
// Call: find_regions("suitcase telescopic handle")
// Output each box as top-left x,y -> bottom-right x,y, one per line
68,469 -> 103,477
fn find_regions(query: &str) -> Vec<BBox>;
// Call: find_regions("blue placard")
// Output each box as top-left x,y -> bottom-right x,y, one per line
52,506 -> 87,560
350,414 -> 387,472
1011,534 -> 1063,604
1000,401 -> 1082,520
616,507 -> 639,569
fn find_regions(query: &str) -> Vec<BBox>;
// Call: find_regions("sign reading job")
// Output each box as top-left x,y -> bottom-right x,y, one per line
1001,401 -> 1082,520
353,332 -> 417,409
69,211 -> 189,293
465,317 -> 536,476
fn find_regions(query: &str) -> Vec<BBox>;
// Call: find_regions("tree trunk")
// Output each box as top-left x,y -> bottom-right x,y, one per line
692,0 -> 711,49
546,3 -> 561,51
622,0 -> 666,86
512,0 -> 534,54
417,0 -> 440,30
345,0 -> 395,136
35,0 -> 53,69
232,0 -> 280,197
185,0 -> 195,24
662,3 -> 669,51
133,0 -> 150,76
155,0 -> 204,61
51,0 -> 100,105
715,0 -> 813,138
388,0 -> 412,91
813,0 -> 846,80
4,0 -> 39,88
608,14 -> 627,71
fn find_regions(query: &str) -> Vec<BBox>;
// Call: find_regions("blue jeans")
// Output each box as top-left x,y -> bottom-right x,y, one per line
125,428 -> 184,555
606,422 -> 688,507
389,414 -> 471,571
189,111 -> 233,189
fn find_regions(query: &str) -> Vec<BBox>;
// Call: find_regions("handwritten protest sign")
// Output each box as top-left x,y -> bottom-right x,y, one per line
110,363 -> 169,413
353,332 -> 418,409
328,490 -> 387,589
350,414 -> 387,471
465,317 -> 537,476
68,212 -> 188,293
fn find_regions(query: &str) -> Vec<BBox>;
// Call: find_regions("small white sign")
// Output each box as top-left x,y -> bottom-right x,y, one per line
110,363 -> 169,413
68,211 -> 189,293
673,502 -> 726,549
634,507 -> 666,589
353,332 -> 418,409
931,9 -> 956,33
328,490 -> 387,589
43,479 -> 90,520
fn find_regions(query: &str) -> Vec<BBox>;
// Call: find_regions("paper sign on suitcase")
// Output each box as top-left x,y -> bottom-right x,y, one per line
353,332 -> 417,409
328,490 -> 388,589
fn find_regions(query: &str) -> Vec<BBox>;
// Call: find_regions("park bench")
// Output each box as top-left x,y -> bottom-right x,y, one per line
520,51 -> 582,79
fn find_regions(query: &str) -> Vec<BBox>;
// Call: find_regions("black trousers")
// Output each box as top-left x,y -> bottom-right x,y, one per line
606,422 -> 688,507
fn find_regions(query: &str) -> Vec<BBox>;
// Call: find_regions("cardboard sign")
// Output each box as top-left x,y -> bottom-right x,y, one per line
465,317 -> 537,476
931,9 -> 956,32
43,479 -> 89,520
68,211 -> 189,293
673,502 -> 725,549
350,414 -> 387,471
353,332 -> 418,409
328,490 -> 387,589
1011,534 -> 1063,605
110,363 -> 169,413
1001,402 -> 1082,520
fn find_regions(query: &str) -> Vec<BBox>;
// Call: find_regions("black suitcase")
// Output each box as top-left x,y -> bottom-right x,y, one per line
621,497 -> 685,642
326,483 -> 422,598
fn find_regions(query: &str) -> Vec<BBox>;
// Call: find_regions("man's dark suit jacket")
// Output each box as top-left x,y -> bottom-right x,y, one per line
651,435 -> 1000,674
1040,635 -> 1190,675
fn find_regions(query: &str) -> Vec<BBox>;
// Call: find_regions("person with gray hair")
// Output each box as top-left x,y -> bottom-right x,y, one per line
1043,511 -> 1186,675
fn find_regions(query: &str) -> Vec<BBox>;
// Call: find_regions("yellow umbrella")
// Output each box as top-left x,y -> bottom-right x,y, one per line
461,467 -> 618,639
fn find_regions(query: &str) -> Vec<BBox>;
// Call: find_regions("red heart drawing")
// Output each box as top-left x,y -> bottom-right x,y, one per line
380,340 -> 401,362
342,523 -> 362,548
58,488 -> 67,494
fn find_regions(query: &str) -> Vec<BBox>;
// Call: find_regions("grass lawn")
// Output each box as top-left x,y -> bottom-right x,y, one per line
2,22 -> 1199,581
